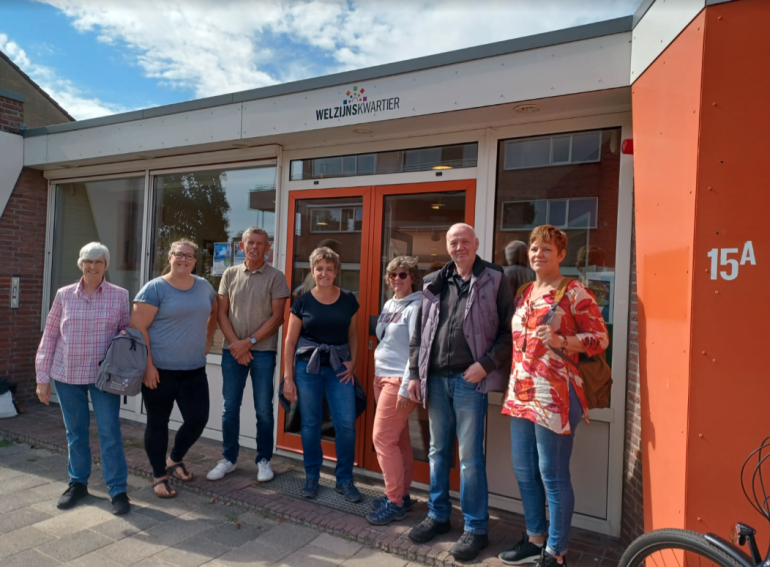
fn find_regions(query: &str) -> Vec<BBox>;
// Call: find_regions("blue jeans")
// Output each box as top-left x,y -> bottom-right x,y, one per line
427,373 -> 489,535
294,360 -> 356,483
55,380 -> 128,498
509,385 -> 583,557
221,350 -> 277,464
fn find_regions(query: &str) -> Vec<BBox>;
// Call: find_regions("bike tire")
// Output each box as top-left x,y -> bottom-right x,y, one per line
619,528 -> 745,567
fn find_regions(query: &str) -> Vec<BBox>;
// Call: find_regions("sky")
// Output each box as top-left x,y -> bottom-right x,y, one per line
0,0 -> 644,121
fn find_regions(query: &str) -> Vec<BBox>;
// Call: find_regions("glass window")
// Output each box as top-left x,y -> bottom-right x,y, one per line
504,138 -> 551,169
289,143 -> 477,180
494,128 -> 621,369
51,177 -> 145,302
150,165 -> 278,354
503,131 -> 603,170
552,136 -> 571,164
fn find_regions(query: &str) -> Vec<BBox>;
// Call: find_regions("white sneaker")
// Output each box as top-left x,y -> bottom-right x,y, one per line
257,459 -> 274,482
206,459 -> 236,481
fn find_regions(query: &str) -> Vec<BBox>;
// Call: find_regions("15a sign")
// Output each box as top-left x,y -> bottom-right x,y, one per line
707,241 -> 756,281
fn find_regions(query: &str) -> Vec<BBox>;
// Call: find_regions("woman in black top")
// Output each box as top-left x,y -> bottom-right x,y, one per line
283,246 -> 361,502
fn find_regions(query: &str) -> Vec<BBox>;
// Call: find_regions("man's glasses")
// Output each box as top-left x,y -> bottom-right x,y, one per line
172,252 -> 195,260
388,272 -> 409,280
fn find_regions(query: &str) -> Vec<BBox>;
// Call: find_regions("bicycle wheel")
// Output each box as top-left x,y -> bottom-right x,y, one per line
619,529 -> 745,567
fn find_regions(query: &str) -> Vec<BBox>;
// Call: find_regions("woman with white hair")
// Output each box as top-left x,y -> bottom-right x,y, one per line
35,242 -> 132,516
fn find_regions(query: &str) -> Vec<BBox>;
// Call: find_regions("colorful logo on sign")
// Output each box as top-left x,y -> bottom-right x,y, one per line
344,86 -> 367,105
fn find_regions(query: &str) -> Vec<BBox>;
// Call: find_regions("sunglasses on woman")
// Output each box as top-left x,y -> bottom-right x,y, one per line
388,272 -> 410,280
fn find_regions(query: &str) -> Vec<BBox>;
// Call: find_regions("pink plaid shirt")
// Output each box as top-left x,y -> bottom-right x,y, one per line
36,278 -> 130,385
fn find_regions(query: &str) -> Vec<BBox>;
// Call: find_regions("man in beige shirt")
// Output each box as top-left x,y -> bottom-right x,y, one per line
207,227 -> 290,483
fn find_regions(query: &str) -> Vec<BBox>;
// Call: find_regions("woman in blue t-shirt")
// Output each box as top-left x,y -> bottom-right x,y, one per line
131,239 -> 218,498
283,246 -> 361,502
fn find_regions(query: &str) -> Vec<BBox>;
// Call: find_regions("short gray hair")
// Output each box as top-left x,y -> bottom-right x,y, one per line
77,242 -> 110,270
242,226 -> 268,241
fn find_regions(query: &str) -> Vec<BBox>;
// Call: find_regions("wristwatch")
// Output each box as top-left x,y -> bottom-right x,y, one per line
249,336 -> 257,345
559,335 -> 568,350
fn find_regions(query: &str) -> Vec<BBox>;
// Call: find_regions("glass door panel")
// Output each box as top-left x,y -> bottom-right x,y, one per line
363,181 -> 476,489
277,188 -> 373,463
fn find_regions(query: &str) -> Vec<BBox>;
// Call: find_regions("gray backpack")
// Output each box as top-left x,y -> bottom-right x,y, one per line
96,328 -> 148,397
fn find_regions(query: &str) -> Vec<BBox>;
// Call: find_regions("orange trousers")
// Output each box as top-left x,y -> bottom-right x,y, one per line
372,376 -> 416,506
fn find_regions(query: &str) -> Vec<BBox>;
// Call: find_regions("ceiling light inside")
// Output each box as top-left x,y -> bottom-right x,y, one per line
353,127 -> 373,135
432,165 -> 453,170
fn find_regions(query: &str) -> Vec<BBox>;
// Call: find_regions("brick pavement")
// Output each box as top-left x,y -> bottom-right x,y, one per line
0,405 -> 623,566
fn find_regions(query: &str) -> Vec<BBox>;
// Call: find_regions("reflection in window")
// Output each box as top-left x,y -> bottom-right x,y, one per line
494,128 -> 621,368
290,143 -> 478,180
51,177 -> 145,303
151,165 -> 278,354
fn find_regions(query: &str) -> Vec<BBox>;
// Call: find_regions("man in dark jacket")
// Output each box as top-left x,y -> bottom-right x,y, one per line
407,223 -> 513,561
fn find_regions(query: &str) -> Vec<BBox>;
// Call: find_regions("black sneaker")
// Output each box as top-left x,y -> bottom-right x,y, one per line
500,534 -> 544,565
535,549 -> 566,567
335,480 -> 362,503
450,531 -> 489,561
111,492 -> 131,516
302,477 -> 319,498
57,482 -> 89,510
408,516 -> 452,544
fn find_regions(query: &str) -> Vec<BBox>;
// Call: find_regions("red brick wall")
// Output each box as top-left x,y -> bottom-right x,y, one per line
0,95 -> 24,134
621,220 -> 644,544
0,97 -> 48,402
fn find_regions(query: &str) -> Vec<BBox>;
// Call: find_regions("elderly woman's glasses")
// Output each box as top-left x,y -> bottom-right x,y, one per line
388,272 -> 409,280
82,260 -> 105,267
172,252 -> 195,260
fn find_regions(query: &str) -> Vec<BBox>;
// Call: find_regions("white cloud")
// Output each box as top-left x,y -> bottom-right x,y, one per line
40,0 -> 641,102
0,32 -> 132,120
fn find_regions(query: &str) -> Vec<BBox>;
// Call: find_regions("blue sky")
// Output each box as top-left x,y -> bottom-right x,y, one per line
0,0 -> 643,121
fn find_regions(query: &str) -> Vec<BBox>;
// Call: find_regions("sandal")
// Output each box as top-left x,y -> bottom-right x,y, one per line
152,479 -> 177,498
166,462 -> 194,482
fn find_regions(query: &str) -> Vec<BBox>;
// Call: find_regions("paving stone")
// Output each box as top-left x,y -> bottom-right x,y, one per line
0,466 -> 26,481
0,505 -> 53,534
342,547 -> 409,567
36,503 -> 116,536
143,514 -> 216,547
200,523 -> 263,548
91,513 -> 160,541
309,532 -> 362,558
30,479 -> 71,500
0,473 -> 52,495
0,526 -> 58,559
131,557 -> 177,567
252,522 -> 320,551
155,536 -> 231,567
0,442 -> 31,456
0,548 -> 63,567
37,529 -> 115,562
96,533 -> 167,566
61,550 -> 125,567
214,538 -> 290,566
273,545 -> 347,567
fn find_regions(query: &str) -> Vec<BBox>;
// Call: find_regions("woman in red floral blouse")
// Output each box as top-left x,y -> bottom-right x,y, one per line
498,226 -> 609,567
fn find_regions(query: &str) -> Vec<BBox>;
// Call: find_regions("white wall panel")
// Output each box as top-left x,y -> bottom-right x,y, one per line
242,33 -> 631,139
631,0 -> 705,83
0,131 -> 23,218
23,134 -> 46,166
45,104 -> 243,163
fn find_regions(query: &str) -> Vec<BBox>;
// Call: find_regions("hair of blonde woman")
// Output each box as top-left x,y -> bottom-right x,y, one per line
529,225 -> 568,254
168,239 -> 199,256
309,246 -> 340,272
77,242 -> 111,270
241,226 -> 268,241
385,255 -> 423,293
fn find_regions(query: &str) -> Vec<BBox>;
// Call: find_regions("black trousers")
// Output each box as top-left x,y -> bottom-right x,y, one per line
142,367 -> 209,478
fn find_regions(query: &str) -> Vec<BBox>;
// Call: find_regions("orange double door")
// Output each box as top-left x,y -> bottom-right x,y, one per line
276,180 -> 475,489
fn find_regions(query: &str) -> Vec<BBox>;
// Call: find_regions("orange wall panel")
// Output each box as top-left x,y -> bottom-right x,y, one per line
686,0 -> 770,543
632,12 -> 706,533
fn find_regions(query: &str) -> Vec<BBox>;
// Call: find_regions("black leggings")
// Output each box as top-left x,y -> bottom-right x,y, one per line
142,367 -> 210,478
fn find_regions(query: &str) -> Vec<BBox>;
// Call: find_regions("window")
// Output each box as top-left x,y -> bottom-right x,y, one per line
51,177 -> 145,302
493,128 -> 621,367
503,131 -> 602,170
150,165 -> 278,354
500,198 -> 598,231
309,205 -> 363,233
290,143 -> 478,180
